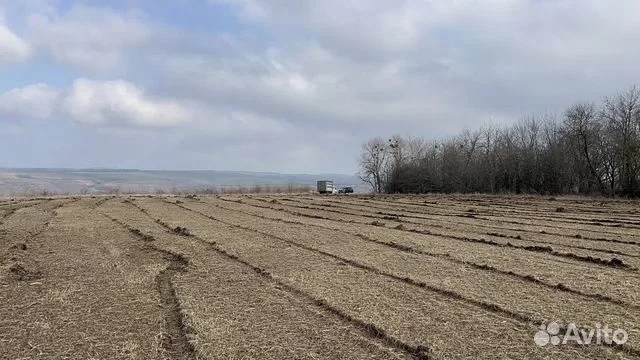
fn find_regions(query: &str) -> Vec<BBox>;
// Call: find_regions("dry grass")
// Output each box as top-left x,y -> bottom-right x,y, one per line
242,196 -> 640,268
0,199 -> 166,360
1,194 -> 639,359
135,200 -> 636,358
180,197 -> 640,346
99,199 -> 411,359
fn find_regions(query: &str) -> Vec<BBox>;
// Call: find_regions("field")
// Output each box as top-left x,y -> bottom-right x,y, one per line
1,194 -> 639,359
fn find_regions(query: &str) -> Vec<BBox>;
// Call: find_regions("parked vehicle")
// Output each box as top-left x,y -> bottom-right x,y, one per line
317,180 -> 335,194
342,186 -> 354,194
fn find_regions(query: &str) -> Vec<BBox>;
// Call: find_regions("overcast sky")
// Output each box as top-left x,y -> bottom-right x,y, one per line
0,0 -> 639,174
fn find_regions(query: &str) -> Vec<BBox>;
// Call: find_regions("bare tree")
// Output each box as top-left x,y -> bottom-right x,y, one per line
460,129 -> 482,191
360,85 -> 640,197
564,103 -> 606,194
601,86 -> 640,195
358,138 -> 389,193
406,136 -> 428,163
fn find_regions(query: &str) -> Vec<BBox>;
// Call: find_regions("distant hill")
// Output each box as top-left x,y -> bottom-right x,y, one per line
0,168 -> 366,195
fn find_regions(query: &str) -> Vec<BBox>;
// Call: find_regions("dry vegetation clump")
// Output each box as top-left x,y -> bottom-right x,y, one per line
8,262 -> 41,281
522,245 -> 554,252
10,242 -> 27,251
606,258 -> 627,267
128,227 -> 155,242
561,254 -> 630,269
171,226 -> 192,237
487,231 -> 522,240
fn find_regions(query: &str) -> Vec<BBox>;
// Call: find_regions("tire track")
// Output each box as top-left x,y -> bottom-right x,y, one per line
226,198 -> 637,272
152,198 -> 640,359
93,196 -> 115,209
2,198 -> 78,271
0,200 -> 45,224
102,214 -> 198,360
391,197 -> 640,227
202,198 -> 640,311
112,202 -> 433,360
268,198 -> 640,257
348,197 -> 640,238
26,198 -> 80,239
287,197 -> 640,246
163,200 -> 617,349
304,196 -> 640,241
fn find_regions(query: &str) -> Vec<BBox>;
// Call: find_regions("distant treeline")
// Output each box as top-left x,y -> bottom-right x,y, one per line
358,86 -> 640,197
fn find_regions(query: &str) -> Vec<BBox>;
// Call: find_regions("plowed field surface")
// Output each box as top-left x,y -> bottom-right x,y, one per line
1,194 -> 638,359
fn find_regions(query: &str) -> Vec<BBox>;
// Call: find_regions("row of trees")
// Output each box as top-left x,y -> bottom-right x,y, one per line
358,86 -> 640,197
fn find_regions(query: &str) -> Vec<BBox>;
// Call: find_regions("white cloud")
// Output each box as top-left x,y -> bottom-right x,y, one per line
217,0 -> 640,58
27,5 -> 150,71
62,79 -> 190,127
211,0 -> 430,57
199,0 -> 640,133
0,83 -> 59,121
159,44 -> 459,136
0,19 -> 32,65
0,79 -> 191,128
4,0 -> 640,173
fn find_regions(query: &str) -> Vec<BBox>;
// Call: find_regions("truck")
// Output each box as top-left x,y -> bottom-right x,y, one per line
317,180 -> 335,194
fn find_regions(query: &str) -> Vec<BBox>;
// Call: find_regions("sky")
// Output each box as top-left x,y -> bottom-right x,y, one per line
0,0 -> 639,174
